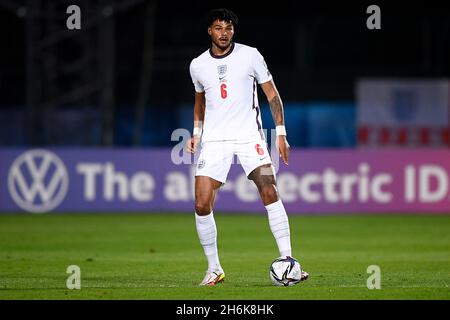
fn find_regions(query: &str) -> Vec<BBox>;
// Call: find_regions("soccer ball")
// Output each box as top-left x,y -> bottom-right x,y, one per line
269,256 -> 302,286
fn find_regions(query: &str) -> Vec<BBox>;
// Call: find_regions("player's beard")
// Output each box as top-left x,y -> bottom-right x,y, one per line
213,37 -> 232,51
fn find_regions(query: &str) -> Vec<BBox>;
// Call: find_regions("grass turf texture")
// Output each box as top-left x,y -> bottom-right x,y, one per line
0,214 -> 449,300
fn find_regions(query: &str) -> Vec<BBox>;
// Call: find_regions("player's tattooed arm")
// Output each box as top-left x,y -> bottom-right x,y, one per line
260,80 -> 284,126
260,80 -> 290,165
269,95 -> 284,126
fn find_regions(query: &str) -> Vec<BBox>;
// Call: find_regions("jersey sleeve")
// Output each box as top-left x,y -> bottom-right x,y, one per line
252,49 -> 273,84
189,60 -> 205,93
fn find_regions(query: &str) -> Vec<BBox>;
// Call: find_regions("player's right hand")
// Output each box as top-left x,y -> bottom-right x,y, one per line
186,136 -> 200,154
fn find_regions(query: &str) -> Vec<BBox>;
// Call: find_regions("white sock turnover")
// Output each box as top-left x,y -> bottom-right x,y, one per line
195,212 -> 222,272
265,200 -> 292,257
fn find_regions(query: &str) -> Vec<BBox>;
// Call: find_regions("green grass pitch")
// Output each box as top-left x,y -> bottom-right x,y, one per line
0,213 -> 449,300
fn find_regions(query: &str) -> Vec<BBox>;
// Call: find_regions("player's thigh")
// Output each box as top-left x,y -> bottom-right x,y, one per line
195,175 -> 222,201
248,164 -> 279,205
236,140 -> 273,180
248,164 -> 277,191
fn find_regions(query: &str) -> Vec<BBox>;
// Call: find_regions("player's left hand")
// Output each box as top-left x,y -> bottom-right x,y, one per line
276,135 -> 290,165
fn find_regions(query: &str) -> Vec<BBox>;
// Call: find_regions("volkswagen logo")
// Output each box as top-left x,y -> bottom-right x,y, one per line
8,149 -> 69,213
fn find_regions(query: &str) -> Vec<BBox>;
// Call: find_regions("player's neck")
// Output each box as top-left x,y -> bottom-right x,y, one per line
210,42 -> 233,57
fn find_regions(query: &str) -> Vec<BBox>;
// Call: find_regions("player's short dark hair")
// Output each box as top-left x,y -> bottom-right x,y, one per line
206,8 -> 239,28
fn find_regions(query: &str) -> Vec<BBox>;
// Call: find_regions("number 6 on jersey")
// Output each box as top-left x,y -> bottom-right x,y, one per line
220,83 -> 228,99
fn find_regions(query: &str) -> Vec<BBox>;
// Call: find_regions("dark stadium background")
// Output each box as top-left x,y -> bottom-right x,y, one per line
1,0 -> 448,147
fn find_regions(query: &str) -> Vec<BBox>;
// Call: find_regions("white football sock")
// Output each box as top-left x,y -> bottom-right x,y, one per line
195,212 -> 222,272
265,200 -> 292,257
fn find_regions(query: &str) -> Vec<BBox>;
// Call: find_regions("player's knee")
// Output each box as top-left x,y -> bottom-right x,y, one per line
195,200 -> 212,216
260,185 -> 278,204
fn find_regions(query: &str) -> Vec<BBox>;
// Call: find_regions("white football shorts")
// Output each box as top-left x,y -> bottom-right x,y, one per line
195,139 -> 273,184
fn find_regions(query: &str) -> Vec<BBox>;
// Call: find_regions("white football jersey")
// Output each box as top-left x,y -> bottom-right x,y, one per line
189,42 -> 273,142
